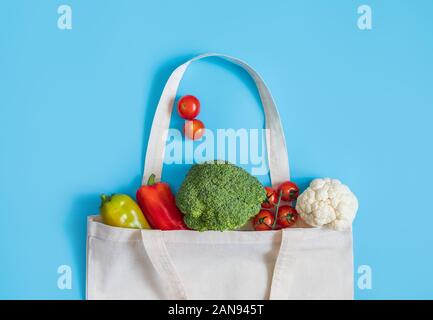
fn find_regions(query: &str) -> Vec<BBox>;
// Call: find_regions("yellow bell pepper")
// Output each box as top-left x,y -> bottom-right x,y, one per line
100,194 -> 150,229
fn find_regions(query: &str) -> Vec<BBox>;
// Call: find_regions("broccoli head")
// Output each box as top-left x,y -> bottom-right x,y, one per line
176,160 -> 266,231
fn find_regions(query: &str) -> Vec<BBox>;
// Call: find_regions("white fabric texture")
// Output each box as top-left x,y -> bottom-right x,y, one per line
86,54 -> 355,300
87,217 -> 353,300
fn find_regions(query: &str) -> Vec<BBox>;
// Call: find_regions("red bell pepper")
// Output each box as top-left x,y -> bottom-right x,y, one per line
136,174 -> 188,230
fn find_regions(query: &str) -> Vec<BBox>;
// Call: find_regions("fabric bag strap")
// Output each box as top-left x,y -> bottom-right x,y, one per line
141,228 -> 300,300
141,230 -> 188,299
142,53 -> 290,188
269,228 -> 299,299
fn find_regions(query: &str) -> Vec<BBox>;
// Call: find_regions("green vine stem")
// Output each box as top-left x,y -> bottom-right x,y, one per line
272,190 -> 283,230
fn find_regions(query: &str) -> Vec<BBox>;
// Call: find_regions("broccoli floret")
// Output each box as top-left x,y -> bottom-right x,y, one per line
176,160 -> 266,231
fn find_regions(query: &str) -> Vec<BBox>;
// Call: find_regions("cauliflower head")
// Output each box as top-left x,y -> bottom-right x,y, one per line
176,160 -> 266,231
296,178 -> 358,231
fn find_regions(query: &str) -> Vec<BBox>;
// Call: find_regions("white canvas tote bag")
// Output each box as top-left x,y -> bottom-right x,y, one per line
86,53 -> 354,300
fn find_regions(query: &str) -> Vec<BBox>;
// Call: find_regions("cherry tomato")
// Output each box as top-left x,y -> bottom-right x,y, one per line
261,187 -> 277,209
253,210 -> 275,231
278,181 -> 300,202
277,205 -> 298,228
184,119 -> 205,140
177,95 -> 200,120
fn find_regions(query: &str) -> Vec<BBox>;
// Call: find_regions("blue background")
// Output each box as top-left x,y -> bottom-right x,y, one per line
1,0 -> 432,299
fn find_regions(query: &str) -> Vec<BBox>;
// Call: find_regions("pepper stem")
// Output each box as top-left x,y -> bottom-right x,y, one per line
100,194 -> 111,206
147,174 -> 156,186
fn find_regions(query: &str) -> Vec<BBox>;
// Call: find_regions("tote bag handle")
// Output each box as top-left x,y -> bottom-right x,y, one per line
142,53 -> 290,187
141,229 -> 297,300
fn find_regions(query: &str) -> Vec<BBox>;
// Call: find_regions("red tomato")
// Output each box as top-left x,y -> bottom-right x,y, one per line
184,119 -> 205,140
278,181 -> 300,202
177,95 -> 200,120
277,205 -> 298,228
261,187 -> 277,209
253,210 -> 275,231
